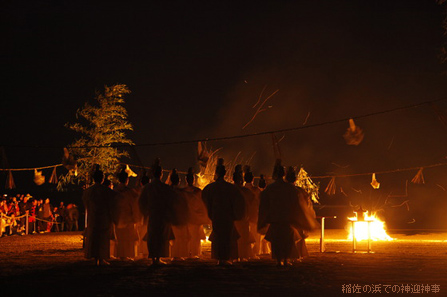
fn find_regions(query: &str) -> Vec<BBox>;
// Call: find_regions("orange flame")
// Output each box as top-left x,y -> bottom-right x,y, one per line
347,212 -> 393,241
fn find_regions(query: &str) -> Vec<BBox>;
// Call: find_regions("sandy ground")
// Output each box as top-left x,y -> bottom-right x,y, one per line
1,229 -> 446,297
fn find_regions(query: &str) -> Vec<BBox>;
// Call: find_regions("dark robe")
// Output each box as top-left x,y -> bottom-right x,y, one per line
202,178 -> 245,261
258,179 -> 318,261
295,186 -> 317,258
113,183 -> 141,258
135,186 -> 148,258
234,185 -> 255,259
139,179 -> 175,258
182,185 -> 210,225
182,185 -> 210,257
170,187 -> 190,258
83,183 -> 116,260
244,183 -> 262,256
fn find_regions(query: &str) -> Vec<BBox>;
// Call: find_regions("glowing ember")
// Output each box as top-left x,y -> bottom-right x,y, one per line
347,212 -> 393,241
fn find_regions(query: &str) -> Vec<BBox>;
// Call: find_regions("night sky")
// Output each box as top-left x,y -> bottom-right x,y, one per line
2,1 -> 447,225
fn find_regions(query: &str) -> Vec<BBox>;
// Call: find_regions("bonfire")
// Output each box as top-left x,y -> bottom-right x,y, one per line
347,208 -> 393,241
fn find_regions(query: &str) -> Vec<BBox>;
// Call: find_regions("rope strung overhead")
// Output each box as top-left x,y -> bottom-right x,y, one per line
2,161 -> 447,192
2,162 -> 447,180
2,97 -> 447,149
0,164 -> 63,171
310,162 -> 447,179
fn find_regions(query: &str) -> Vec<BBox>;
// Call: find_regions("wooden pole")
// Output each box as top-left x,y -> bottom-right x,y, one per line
320,217 -> 325,252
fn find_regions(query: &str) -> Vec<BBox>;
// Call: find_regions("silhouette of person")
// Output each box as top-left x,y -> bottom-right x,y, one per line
233,165 -> 255,261
243,165 -> 262,258
258,160 -> 318,266
168,169 -> 190,260
285,166 -> 310,261
258,174 -> 267,190
202,158 -> 245,266
83,165 -> 116,266
113,167 -> 141,260
139,159 -> 176,266
182,167 -> 210,258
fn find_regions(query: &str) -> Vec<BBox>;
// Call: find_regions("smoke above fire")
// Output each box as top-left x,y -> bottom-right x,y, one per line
201,21 -> 447,229
124,2 -> 447,229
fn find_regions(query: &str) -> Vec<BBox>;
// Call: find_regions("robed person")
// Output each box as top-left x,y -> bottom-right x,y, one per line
257,174 -> 271,255
182,167 -> 210,258
202,158 -> 245,265
83,165 -> 116,266
136,171 -> 150,258
243,166 -> 262,257
113,167 -> 141,260
285,166 -> 316,260
139,159 -> 176,266
167,169 -> 190,259
258,160 -> 319,266
233,165 -> 256,260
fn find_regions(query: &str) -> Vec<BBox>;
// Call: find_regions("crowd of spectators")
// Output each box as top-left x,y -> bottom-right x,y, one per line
0,193 -> 79,237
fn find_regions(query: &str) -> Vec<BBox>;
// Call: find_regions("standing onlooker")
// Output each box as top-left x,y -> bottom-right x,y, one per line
28,199 -> 37,234
0,198 -> 8,214
7,196 -> 20,217
56,202 -> 66,232
66,204 -> 79,231
0,199 -> 7,237
7,196 -> 20,235
19,195 -> 30,234
43,198 -> 54,232
36,199 -> 45,233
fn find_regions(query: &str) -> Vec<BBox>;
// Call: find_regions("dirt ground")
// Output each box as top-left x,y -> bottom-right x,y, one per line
1,229 -> 446,297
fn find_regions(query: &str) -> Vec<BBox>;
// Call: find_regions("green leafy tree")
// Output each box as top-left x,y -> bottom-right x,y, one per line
58,84 -> 134,190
